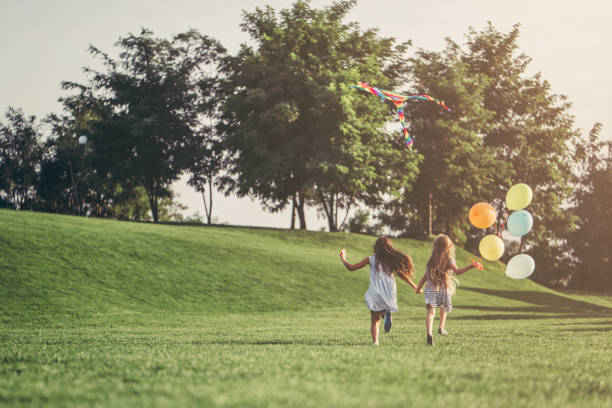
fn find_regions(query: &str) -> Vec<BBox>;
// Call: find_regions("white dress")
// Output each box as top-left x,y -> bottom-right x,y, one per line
364,255 -> 398,312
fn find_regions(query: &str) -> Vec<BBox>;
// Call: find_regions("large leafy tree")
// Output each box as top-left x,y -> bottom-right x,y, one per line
569,123 -> 612,290
381,23 -> 579,288
64,29 -> 225,222
218,0 -> 419,231
396,45 -> 500,241
0,107 -> 45,210
459,23 -> 579,282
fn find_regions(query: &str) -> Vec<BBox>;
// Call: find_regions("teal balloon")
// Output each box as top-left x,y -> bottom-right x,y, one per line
507,210 -> 533,237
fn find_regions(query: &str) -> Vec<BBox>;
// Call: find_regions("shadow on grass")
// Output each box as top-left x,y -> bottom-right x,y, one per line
455,287 -> 612,320
191,339 -> 366,346
559,327 -> 612,333
552,320 -> 612,326
552,320 -> 612,333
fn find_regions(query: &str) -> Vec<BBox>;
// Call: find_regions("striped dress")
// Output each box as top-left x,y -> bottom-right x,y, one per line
424,258 -> 457,312
364,255 -> 398,312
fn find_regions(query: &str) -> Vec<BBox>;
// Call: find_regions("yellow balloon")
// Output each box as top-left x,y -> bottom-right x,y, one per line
506,183 -> 533,210
479,235 -> 505,261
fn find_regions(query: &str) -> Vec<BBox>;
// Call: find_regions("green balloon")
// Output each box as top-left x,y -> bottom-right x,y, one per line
506,183 -> 533,210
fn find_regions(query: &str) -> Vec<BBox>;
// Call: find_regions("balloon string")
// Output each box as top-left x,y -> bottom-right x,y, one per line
497,211 -> 509,238
467,257 -> 483,270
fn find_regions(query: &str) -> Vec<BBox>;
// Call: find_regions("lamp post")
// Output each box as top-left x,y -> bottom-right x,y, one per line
68,135 -> 88,215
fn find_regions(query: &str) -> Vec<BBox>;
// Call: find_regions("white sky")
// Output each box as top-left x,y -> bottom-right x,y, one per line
1,0 -> 610,229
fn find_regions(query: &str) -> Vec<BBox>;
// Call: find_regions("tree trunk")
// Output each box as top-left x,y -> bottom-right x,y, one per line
297,191 -> 307,230
290,193 -> 297,229
201,178 -> 213,224
146,181 -> 159,223
317,188 -> 336,232
328,194 -> 337,232
327,212 -> 337,232
150,195 -> 159,223
338,199 -> 353,232
427,191 -> 433,238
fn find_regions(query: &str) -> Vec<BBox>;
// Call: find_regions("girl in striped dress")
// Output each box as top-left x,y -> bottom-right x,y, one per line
415,234 -> 481,346
339,237 -> 418,346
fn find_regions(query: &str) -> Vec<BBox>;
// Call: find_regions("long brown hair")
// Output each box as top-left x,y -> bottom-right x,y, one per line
374,237 -> 414,279
426,234 -> 455,287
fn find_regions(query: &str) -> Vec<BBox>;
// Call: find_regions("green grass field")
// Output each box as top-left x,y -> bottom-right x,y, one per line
1,209 -> 610,407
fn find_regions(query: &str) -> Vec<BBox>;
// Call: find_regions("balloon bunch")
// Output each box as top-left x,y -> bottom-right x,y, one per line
504,184 -> 535,279
468,183 -> 536,279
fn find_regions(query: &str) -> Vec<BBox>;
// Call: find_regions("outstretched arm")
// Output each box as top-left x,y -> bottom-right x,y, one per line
398,274 -> 418,290
450,261 -> 479,275
414,274 -> 427,294
339,249 -> 369,271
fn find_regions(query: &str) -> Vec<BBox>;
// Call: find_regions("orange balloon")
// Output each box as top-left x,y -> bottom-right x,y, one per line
469,202 -> 497,229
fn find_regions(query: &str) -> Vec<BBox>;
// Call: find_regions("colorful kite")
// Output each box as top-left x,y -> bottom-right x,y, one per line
351,82 -> 451,149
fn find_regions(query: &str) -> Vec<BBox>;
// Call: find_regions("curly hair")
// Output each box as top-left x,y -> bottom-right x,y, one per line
426,234 -> 455,288
374,236 -> 414,280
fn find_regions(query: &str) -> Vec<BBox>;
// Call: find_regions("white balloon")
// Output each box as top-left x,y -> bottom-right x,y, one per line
505,254 -> 535,279
78,135 -> 88,145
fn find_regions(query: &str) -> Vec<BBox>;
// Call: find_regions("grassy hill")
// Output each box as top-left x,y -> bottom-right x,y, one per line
3,209 -> 607,321
1,209 -> 610,407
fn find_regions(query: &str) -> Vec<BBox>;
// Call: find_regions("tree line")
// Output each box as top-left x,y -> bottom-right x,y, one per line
1,1 -> 609,290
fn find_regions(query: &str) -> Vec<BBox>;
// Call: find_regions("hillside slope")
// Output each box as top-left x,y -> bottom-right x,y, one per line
1,209 -> 608,324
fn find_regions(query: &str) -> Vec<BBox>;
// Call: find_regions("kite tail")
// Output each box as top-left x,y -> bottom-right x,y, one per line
397,106 -> 413,149
404,128 -> 413,149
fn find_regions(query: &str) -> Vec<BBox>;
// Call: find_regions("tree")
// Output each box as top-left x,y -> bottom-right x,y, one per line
157,196 -> 188,223
218,0 -> 419,231
110,186 -> 152,221
398,45 -> 500,242
188,137 -> 222,225
344,208 -> 382,235
42,91 -> 111,216
63,29 -> 225,222
459,23 -> 579,284
0,107 -> 44,210
569,123 -> 612,290
187,70 -> 226,225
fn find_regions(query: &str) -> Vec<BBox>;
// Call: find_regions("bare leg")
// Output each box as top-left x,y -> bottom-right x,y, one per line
370,311 -> 382,344
439,308 -> 447,331
426,305 -> 436,336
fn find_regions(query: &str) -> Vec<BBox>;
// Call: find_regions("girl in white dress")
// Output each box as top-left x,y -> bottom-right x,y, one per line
339,237 -> 418,346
